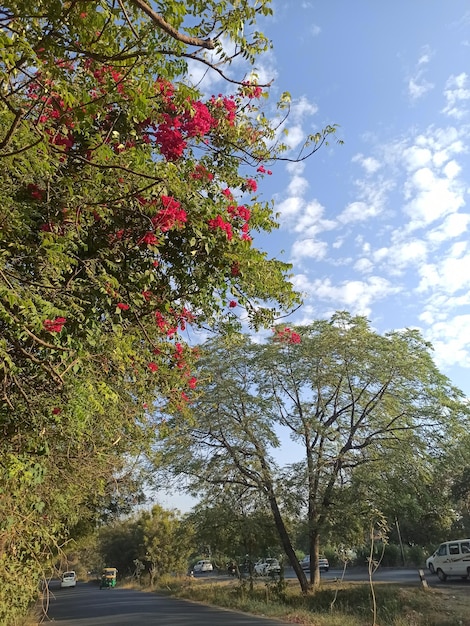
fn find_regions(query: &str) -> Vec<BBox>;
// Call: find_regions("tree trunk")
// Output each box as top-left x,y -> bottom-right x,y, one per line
309,529 -> 321,587
267,489 -> 309,594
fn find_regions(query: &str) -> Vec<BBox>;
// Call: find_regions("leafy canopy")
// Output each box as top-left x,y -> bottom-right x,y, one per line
0,1 -> 341,620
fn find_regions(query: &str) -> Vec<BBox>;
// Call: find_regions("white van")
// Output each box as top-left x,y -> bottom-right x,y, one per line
60,571 -> 77,588
426,539 -> 470,581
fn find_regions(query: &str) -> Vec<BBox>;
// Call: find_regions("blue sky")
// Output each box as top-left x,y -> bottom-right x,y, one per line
250,1 -> 470,398
188,1 -> 470,394
159,1 -> 470,511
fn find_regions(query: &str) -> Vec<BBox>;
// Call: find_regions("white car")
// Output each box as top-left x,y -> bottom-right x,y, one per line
193,559 -> 213,572
60,571 -> 77,588
426,551 -> 437,574
254,558 -> 281,576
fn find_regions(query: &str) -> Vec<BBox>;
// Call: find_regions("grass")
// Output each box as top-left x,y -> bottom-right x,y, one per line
151,574 -> 470,626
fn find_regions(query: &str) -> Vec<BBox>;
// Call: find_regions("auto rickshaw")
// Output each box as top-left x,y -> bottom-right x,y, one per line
99,567 -> 117,589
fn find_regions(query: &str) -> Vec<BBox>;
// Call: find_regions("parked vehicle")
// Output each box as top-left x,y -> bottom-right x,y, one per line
60,571 -> 77,588
425,539 -> 470,581
100,567 -> 118,588
300,555 -> 329,572
254,558 -> 281,576
193,559 -> 213,572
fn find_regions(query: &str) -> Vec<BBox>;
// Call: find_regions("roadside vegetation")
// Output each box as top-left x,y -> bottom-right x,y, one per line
147,574 -> 470,626
3,1 -> 470,625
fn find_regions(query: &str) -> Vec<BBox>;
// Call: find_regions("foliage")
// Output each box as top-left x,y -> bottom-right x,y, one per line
186,496 -> 282,567
0,0 -> 342,621
156,576 -> 470,626
157,312 -> 469,593
139,504 -> 194,583
97,505 -> 193,580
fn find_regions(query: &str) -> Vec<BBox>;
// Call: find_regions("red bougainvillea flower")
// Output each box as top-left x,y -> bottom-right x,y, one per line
229,300 -> 237,308
152,196 -> 187,231
43,317 -> 66,332
191,164 -> 214,181
188,377 -> 197,389
273,327 -> 302,344
183,101 -> 216,137
245,178 -> 257,193
139,232 -> 159,246
240,81 -> 263,98
257,164 -> 273,175
208,215 -> 233,240
117,302 -> 129,310
27,183 -> 45,201
148,362 -> 158,372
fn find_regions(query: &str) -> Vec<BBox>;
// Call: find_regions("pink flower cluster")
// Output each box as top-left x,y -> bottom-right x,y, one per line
27,183 -> 45,201
209,94 -> 237,126
273,327 -> 301,344
208,215 -> 233,240
43,317 -> 67,332
191,164 -> 214,181
240,82 -> 264,99
151,90 -> 219,161
152,196 -> 187,232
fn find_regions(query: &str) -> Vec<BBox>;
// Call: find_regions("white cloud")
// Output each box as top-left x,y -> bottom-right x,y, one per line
427,213 -> 470,242
402,146 -> 432,170
354,257 -> 374,273
292,275 -> 401,317
352,153 -> 381,174
442,72 -> 470,118
407,47 -> 434,102
403,165 -> 466,229
274,95 -> 319,153
420,314 -> 470,368
417,252 -> 470,294
291,238 -> 328,260
283,124 -> 305,150
388,239 -> 428,270
291,95 -> 319,120
292,199 -> 335,234
338,200 -> 380,224
287,174 -> 309,196
409,77 -> 434,101
277,195 -> 304,219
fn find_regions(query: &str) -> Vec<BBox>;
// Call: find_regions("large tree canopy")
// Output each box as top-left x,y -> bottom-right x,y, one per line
0,1 -> 340,620
157,312 -> 469,592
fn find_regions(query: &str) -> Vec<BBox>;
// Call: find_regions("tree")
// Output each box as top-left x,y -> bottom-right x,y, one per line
97,505 -> 193,582
0,1 -> 342,619
139,505 -> 193,584
157,312 -> 469,592
186,493 -> 282,571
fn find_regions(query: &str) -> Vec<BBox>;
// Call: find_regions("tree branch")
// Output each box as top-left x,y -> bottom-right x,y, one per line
128,0 -> 215,49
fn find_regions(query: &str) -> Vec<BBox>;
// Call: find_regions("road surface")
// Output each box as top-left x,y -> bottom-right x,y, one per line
45,581 -> 292,625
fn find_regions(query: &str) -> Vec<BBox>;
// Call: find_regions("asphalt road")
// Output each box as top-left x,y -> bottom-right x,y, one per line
45,581 -> 292,625
45,568 -> 468,624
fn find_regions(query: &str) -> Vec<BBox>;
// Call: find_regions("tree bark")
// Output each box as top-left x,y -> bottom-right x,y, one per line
266,487 -> 309,594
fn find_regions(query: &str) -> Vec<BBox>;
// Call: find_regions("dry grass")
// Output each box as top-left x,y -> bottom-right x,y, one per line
152,575 -> 470,626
